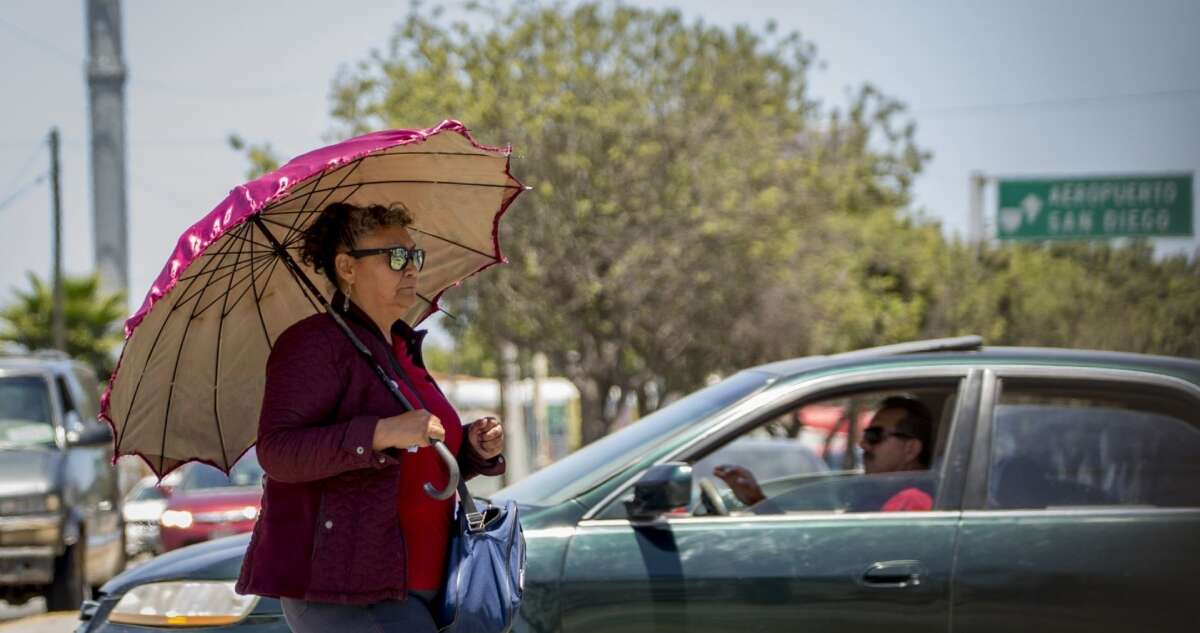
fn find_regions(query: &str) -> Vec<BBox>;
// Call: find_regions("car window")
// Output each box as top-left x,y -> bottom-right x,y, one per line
69,366 -> 101,421
178,450 -> 264,491
129,483 -> 167,502
0,375 -> 55,446
492,370 -> 770,507
593,381 -> 961,519
721,387 -> 956,515
987,383 -> 1200,509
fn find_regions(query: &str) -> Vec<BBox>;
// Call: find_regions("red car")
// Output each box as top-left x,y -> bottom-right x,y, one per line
159,449 -> 263,552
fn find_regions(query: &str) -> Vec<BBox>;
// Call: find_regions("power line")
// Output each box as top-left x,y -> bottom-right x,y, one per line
0,173 -> 48,214
0,15 -> 80,67
2,141 -> 46,200
0,16 -> 309,102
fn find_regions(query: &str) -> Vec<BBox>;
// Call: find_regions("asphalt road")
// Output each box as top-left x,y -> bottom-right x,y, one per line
0,598 -> 79,632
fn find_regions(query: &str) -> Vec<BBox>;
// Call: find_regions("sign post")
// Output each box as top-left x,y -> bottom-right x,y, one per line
996,174 -> 1193,241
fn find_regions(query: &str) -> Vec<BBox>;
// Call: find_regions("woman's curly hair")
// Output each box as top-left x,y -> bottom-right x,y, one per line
299,202 -> 414,289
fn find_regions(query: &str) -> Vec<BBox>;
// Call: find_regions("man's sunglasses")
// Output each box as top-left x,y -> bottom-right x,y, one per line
861,427 -> 915,445
346,246 -> 425,272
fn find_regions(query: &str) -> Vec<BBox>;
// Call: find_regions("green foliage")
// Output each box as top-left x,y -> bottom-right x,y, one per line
323,1 -> 1197,444
331,1 -> 925,441
423,324 -> 499,378
0,273 -> 127,379
228,134 -> 282,179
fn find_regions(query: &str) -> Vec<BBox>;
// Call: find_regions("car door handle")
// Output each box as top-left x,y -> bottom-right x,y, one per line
860,560 -> 924,588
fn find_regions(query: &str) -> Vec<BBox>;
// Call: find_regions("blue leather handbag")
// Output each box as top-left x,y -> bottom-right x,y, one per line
435,481 -> 526,633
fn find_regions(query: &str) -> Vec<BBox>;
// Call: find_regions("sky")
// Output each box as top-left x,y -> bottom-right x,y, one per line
1,0 -> 1198,346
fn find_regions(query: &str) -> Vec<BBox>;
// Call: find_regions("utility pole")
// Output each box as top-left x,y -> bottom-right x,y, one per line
49,129 -> 66,351
499,341 -> 530,483
531,352 -> 550,467
86,0 -> 130,297
968,171 -> 987,253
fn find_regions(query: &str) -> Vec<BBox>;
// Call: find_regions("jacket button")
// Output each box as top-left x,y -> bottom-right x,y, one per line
356,446 -> 365,455
378,457 -> 386,464
324,520 -> 333,529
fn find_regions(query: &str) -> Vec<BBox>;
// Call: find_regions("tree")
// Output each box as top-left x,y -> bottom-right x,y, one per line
0,273 -> 127,379
330,1 -> 926,442
228,134 -> 282,180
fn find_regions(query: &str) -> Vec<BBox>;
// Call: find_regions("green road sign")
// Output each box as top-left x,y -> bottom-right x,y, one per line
996,174 -> 1193,240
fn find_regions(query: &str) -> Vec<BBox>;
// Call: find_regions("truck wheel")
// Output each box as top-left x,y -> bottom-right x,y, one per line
44,541 -> 88,611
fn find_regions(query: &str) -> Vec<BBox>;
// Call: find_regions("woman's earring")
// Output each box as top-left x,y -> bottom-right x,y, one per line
343,282 -> 352,311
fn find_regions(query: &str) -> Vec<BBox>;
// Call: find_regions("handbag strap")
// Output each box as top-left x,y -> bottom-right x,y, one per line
383,347 -> 486,530
338,313 -> 486,529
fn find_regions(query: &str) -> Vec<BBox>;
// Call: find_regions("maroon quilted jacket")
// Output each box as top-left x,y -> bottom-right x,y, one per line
235,300 -> 503,604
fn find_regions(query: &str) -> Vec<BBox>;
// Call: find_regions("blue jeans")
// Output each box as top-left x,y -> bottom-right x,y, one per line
281,593 -> 437,633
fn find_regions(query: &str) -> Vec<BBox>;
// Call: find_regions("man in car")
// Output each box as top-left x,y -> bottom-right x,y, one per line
713,395 -> 935,512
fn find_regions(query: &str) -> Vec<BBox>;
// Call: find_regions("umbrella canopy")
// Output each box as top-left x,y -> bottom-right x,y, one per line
101,120 -> 524,477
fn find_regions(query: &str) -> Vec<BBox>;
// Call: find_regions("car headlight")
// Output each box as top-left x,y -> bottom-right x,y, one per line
160,510 -> 194,529
0,493 -> 60,515
107,580 -> 260,627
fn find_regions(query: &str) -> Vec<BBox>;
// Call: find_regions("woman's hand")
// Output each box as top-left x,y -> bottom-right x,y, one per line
373,410 -> 444,451
467,416 -> 504,460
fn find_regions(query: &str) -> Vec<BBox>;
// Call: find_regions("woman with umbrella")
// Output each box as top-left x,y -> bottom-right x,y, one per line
234,200 -> 506,631
101,122 -> 525,632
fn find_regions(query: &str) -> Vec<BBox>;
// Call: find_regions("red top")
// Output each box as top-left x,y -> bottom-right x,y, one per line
392,330 -> 462,592
881,487 -> 933,512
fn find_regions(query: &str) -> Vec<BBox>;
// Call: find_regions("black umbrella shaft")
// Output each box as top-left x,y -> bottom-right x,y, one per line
250,215 -> 459,501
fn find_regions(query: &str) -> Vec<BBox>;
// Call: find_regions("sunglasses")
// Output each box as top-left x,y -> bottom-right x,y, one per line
346,245 -> 425,272
861,427 -> 915,446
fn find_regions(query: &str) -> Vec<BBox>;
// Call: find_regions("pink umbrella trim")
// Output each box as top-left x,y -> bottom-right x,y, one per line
99,120 -> 525,476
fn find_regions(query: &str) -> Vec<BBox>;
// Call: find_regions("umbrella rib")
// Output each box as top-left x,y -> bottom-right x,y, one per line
260,181 -> 363,251
261,156 -> 363,215
286,158 -> 356,226
189,254 -> 278,321
365,150 -> 502,158
170,235 -> 276,312
210,229 -> 247,473
215,228 -> 275,250
174,250 -> 276,284
416,293 -> 457,320
256,214 -> 316,237
275,180 -> 519,205
407,226 -> 500,261
259,208 -> 324,217
245,226 -> 277,352
117,220 -> 243,462
157,222 -> 245,475
261,158 -> 365,249
250,215 -> 327,317
219,259 -> 274,319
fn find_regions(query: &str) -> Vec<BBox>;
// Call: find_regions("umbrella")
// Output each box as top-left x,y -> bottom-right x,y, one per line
100,120 -> 525,490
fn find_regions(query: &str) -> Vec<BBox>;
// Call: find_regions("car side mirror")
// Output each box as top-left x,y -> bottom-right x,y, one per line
624,462 -> 693,521
66,412 -> 113,446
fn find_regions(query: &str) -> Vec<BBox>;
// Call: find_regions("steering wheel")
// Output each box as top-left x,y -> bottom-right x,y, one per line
697,477 -> 729,516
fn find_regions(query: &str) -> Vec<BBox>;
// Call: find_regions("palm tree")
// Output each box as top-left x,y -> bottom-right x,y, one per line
0,272 -> 127,379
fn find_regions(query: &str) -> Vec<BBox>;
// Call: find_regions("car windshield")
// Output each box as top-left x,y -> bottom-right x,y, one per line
127,481 -> 167,502
0,375 -> 55,448
178,450 -> 264,491
492,370 -> 771,507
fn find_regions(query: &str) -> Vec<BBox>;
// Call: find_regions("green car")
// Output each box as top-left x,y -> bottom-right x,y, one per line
80,337 -> 1199,632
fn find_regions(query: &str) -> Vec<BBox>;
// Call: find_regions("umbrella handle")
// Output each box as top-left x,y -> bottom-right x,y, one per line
423,439 -> 460,500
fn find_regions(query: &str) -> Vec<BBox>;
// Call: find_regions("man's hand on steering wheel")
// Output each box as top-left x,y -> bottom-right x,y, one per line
712,464 -> 766,506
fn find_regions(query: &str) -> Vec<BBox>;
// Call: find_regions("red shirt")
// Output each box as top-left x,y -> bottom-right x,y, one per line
391,326 -> 462,592
881,487 -> 933,512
